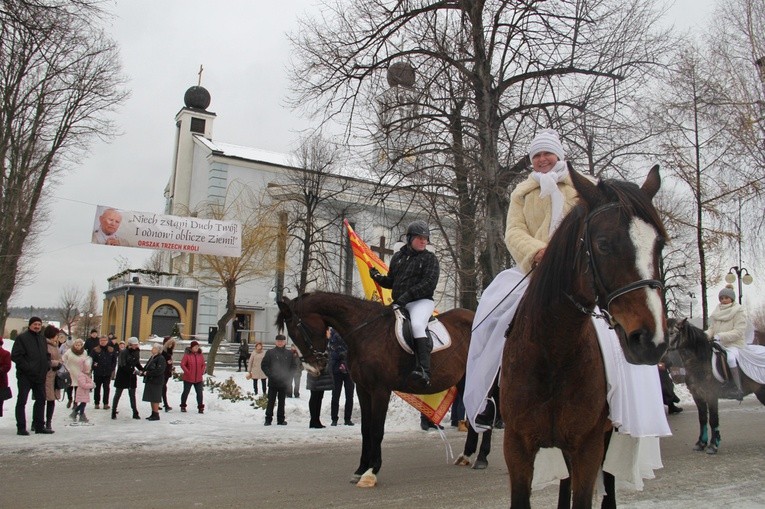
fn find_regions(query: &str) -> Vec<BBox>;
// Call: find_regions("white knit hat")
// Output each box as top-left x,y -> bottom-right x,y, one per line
528,129 -> 565,161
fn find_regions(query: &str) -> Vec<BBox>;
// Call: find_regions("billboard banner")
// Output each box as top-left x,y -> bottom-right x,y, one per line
92,206 -> 242,257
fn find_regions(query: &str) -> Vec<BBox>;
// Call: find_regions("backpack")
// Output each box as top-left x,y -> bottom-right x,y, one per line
55,365 -> 72,391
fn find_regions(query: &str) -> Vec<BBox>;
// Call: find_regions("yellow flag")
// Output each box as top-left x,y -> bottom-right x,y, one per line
343,220 -> 456,425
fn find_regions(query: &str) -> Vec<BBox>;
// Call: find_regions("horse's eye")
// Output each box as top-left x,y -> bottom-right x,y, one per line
595,237 -> 610,254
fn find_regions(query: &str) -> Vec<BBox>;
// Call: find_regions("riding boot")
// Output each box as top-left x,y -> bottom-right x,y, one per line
730,366 -> 744,401
411,336 -> 432,387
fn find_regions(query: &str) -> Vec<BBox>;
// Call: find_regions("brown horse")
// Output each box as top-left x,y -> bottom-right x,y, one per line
500,165 -> 668,509
667,318 -> 765,454
276,291 -> 474,487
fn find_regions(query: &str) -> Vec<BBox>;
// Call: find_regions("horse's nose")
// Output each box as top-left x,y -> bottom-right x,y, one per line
626,328 -> 667,365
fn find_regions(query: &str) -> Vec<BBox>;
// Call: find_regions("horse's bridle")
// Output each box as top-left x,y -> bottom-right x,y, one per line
569,202 -> 664,328
293,318 -> 327,363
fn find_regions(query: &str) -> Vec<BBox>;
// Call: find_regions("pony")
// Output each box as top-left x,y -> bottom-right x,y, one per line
500,165 -> 668,509
667,318 -> 765,454
276,291 -> 474,487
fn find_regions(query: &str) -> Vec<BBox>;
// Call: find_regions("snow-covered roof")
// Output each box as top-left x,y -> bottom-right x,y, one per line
194,135 -> 295,168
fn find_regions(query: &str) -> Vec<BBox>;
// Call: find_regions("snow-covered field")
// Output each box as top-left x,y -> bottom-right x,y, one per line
0,340 -> 434,457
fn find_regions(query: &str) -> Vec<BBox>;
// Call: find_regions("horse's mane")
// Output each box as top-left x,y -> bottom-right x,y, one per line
522,177 -> 667,313
275,291 -> 388,332
681,319 -> 712,361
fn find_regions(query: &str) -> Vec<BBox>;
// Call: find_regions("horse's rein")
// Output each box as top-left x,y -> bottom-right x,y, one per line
470,269 -> 533,333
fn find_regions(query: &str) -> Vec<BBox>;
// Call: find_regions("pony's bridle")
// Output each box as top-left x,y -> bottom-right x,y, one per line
570,202 -> 664,328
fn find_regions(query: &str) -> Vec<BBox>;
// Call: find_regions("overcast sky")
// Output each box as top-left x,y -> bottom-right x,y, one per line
11,0 -> 719,310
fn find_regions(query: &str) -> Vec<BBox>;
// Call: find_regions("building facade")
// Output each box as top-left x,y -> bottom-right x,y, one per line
161,86 -> 458,344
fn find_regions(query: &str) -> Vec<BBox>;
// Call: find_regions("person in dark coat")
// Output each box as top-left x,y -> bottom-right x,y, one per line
237,339 -> 249,372
160,337 -> 175,411
90,335 -> 117,409
327,328 -> 354,426
0,337 -> 12,418
141,343 -> 165,421
370,219 -> 439,388
261,335 -> 295,425
112,337 -> 143,420
659,360 -> 682,414
84,329 -> 99,355
11,317 -> 53,435
307,359 -> 334,429
289,345 -> 303,398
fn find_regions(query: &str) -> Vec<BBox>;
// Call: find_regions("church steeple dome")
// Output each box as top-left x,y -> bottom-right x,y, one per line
183,85 -> 211,111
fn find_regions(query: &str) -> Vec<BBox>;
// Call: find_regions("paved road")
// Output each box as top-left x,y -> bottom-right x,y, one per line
2,398 -> 764,508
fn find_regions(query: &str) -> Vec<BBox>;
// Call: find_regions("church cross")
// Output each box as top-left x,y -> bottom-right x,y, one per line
198,64 -> 204,86
370,235 -> 394,262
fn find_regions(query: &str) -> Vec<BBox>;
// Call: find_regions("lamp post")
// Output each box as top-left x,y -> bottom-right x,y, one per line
688,292 -> 695,319
725,266 -> 754,305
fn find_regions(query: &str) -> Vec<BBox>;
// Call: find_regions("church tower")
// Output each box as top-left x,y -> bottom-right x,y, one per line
165,84 -> 216,215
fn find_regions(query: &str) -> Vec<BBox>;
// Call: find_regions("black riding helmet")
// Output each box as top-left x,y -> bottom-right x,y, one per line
405,220 -> 430,245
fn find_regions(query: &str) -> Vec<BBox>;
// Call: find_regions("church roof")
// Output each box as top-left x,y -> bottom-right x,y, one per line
193,135 -> 295,168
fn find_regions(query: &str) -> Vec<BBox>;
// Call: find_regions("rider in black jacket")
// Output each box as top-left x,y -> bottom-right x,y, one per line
370,220 -> 439,387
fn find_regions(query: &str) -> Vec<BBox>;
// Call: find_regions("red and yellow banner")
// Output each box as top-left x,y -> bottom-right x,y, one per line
344,220 -> 456,425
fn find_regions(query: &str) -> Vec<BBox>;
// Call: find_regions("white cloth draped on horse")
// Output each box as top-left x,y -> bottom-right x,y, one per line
464,266 -> 670,491
713,344 -> 765,385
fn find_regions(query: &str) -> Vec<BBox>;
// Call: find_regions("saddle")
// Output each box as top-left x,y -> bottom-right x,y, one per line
711,342 -> 733,383
711,343 -> 742,399
393,308 -> 452,355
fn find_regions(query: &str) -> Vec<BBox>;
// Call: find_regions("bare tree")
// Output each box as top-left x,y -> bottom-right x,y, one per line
0,0 -> 127,332
75,281 -> 101,338
58,284 -> 82,336
289,0 -> 672,295
182,187 -> 280,375
652,45 -> 757,327
273,135 -> 358,294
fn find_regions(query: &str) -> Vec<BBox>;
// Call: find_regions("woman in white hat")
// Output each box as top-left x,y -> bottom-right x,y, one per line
464,129 -> 669,491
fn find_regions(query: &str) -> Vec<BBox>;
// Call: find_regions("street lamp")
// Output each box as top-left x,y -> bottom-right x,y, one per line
688,292 -> 695,319
724,266 -> 754,304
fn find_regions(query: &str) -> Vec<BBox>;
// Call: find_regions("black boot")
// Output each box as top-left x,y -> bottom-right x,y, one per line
730,366 -> 745,401
411,336 -> 432,387
132,410 -> 140,420
146,412 -> 160,421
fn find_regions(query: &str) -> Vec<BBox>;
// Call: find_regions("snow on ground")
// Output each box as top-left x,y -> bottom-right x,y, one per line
0,339 -> 705,458
0,340 -> 434,457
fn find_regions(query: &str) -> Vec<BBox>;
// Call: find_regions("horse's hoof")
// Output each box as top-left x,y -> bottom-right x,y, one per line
356,469 -> 377,488
692,441 -> 707,452
705,444 -> 719,455
472,458 -> 488,470
453,453 -> 471,466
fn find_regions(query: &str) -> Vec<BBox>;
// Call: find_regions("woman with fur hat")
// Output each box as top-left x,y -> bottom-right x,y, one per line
180,341 -> 206,413
111,337 -> 143,419
42,325 -> 63,431
464,128 -> 669,491
705,284 -> 757,400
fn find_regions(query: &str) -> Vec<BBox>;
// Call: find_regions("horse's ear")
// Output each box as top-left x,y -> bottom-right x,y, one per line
641,165 -> 661,200
568,161 -> 600,208
680,317 -> 688,328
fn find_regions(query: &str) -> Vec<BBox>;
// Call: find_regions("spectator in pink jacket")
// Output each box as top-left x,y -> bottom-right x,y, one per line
72,357 -> 95,423
180,341 -> 207,414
